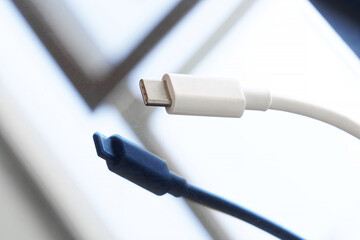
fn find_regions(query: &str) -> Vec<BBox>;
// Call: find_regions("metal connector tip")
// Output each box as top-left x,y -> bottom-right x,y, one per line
139,79 -> 171,107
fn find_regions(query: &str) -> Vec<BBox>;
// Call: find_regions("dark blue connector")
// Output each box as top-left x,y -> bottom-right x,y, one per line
93,132 -> 186,196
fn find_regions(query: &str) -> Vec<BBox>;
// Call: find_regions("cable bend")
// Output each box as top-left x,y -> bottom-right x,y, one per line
269,94 -> 360,140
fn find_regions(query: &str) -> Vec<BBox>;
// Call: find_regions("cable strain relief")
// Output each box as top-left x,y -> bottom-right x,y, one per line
168,173 -> 188,197
243,87 -> 272,111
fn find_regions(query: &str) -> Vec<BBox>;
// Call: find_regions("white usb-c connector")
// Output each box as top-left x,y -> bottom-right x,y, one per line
141,73 -> 249,117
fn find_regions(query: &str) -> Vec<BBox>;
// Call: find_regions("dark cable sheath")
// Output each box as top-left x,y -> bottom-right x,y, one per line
93,132 -> 303,240
178,184 -> 302,240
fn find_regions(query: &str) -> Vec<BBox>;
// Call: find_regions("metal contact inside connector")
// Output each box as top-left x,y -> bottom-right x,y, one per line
139,79 -> 149,105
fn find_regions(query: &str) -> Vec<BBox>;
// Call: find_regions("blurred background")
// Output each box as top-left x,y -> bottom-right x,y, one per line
1,0 -> 360,239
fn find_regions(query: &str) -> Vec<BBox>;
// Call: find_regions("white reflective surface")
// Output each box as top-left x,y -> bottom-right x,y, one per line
61,0 -> 179,62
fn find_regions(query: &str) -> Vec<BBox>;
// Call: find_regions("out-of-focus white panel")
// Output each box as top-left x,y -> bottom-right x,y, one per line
0,142 -> 69,240
61,0 -> 179,62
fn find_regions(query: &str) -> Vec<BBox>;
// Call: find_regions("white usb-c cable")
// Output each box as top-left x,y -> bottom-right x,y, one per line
140,73 -> 360,139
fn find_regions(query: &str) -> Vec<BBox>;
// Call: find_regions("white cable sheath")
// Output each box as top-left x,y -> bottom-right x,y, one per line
269,93 -> 360,139
241,87 -> 360,139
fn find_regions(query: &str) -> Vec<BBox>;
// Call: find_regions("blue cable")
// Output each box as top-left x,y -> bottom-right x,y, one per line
93,132 -> 302,240
180,184 -> 301,240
